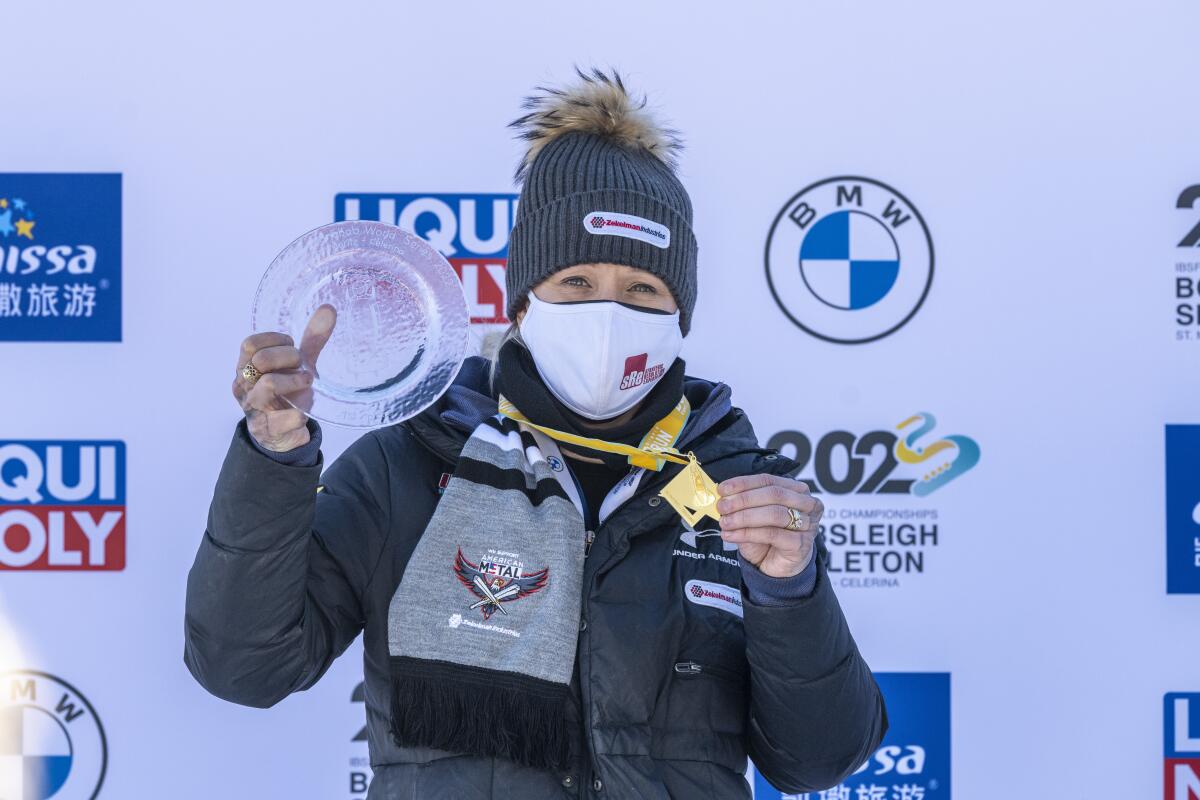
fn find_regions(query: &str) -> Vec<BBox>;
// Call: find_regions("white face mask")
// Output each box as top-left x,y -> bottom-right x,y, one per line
517,291 -> 684,420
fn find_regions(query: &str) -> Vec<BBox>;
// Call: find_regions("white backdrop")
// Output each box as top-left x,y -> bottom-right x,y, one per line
2,1 -> 1199,798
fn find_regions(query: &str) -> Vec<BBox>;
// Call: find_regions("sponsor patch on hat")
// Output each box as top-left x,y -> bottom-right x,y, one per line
583,211 -> 670,249
684,579 -> 744,619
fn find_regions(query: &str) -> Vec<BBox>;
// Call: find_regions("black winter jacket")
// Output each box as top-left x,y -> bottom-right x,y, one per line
184,358 -> 886,799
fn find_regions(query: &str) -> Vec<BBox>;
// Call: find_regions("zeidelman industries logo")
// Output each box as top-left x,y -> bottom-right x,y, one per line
765,176 -> 934,344
0,174 -> 122,342
335,193 -> 518,325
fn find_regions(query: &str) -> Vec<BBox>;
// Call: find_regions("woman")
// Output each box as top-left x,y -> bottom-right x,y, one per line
184,68 -> 886,799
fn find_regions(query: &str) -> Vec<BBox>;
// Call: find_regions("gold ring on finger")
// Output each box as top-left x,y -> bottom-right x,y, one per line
784,507 -> 806,531
241,362 -> 262,385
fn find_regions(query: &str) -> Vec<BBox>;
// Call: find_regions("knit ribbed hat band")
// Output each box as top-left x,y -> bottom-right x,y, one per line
506,187 -> 697,333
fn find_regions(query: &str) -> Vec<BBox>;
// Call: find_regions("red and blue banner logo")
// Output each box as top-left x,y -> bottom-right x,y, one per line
754,672 -> 950,800
0,440 -> 126,570
0,173 -> 122,341
335,192 -> 518,324
1166,693 -> 1200,799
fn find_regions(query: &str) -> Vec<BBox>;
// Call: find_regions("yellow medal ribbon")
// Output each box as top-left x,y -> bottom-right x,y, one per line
497,394 -> 691,470
496,394 -> 722,524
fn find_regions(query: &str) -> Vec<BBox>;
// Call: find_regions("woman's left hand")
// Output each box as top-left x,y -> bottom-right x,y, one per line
716,474 -> 823,578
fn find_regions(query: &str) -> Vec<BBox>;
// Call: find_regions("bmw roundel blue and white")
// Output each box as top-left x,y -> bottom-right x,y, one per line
766,177 -> 934,344
0,705 -> 73,799
799,210 -> 901,310
0,672 -> 106,800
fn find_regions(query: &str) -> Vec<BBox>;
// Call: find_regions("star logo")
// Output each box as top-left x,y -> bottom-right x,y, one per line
0,199 -> 36,240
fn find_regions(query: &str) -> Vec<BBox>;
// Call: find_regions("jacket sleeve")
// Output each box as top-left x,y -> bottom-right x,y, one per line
743,536 -> 889,793
183,417 -> 392,708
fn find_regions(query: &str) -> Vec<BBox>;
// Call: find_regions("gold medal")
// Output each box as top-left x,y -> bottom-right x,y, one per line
658,452 -> 721,526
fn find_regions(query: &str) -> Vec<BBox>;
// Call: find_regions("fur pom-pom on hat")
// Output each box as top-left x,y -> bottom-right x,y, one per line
508,66 -> 683,184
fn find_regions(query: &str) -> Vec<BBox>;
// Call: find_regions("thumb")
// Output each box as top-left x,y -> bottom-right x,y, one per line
299,303 -> 337,372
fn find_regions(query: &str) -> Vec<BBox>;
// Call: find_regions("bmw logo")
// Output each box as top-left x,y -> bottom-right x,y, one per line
765,176 -> 934,344
0,671 -> 107,799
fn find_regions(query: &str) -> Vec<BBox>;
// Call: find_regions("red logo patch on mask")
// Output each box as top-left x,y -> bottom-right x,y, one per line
620,353 -> 665,391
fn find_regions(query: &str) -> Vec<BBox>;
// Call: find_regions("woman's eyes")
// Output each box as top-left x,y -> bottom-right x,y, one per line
558,276 -> 657,293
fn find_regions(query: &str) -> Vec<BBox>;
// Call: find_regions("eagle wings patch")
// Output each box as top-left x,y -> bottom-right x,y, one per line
453,547 -> 549,619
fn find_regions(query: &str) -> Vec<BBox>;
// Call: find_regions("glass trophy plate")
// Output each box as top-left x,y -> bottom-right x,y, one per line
252,220 -> 469,429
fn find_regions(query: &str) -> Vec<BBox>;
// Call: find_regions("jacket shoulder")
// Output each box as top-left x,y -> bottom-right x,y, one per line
365,420 -> 451,471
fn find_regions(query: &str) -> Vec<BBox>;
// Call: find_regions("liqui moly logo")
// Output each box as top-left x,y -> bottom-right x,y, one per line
335,192 -> 518,324
620,353 -> 665,390
0,441 -> 126,570
1165,693 -> 1200,799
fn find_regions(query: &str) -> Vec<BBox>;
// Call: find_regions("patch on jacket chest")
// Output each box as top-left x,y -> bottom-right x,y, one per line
684,579 -> 744,619
672,522 -> 740,568
678,523 -> 737,552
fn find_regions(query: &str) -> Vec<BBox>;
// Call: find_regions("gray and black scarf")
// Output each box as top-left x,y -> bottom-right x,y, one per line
386,341 -> 685,770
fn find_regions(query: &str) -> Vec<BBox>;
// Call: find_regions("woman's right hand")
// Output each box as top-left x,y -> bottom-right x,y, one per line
232,304 -> 337,452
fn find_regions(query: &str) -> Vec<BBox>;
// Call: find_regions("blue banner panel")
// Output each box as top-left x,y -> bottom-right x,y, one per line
0,173 -> 122,342
1166,426 -> 1200,594
754,672 -> 950,800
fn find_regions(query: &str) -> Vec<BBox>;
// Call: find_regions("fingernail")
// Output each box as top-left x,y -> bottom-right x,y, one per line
716,499 -> 729,513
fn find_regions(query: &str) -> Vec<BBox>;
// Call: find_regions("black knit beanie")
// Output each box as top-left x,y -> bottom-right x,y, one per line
505,68 -> 699,335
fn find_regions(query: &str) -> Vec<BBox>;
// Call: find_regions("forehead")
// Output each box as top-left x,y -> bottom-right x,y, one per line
555,262 -> 665,281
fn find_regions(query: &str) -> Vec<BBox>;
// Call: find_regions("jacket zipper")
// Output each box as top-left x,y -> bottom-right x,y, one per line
672,660 -> 741,683
578,447 -> 779,788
